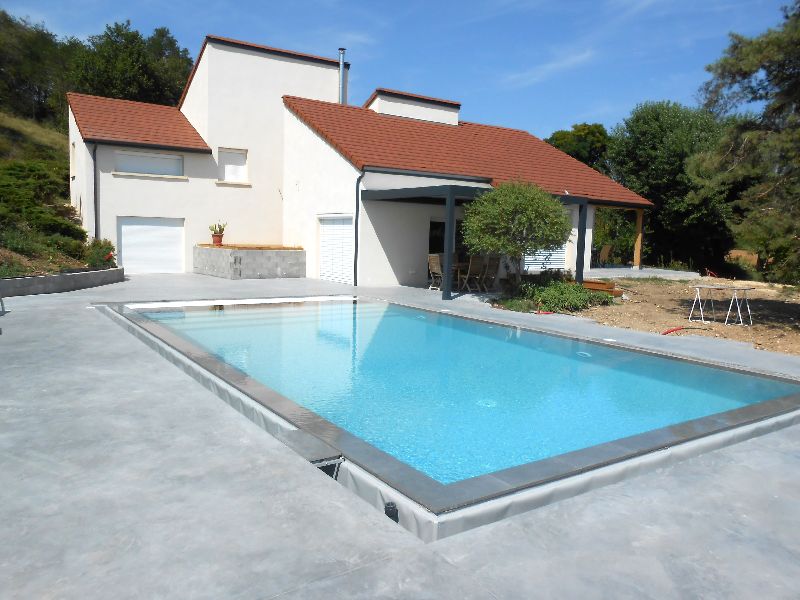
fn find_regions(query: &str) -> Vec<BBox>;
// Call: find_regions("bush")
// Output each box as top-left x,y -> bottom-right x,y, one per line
0,226 -> 50,257
84,238 -> 117,269
501,280 -> 613,313
48,234 -> 86,259
463,182 -> 572,292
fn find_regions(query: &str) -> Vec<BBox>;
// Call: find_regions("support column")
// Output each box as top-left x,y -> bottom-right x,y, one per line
633,208 -> 644,270
442,187 -> 456,300
575,203 -> 587,284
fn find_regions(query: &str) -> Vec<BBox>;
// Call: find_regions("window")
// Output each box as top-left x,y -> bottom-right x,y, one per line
115,150 -> 184,176
69,143 -> 75,179
218,148 -> 248,183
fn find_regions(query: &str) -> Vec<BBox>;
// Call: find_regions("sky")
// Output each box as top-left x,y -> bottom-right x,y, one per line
5,0 -> 788,137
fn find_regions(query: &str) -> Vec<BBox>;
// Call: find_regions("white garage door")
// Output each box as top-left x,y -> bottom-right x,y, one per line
118,217 -> 185,274
319,216 -> 353,284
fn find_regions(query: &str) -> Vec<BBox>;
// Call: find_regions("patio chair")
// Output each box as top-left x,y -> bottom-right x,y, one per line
428,254 -> 444,290
458,256 -> 484,292
480,255 -> 501,292
597,244 -> 612,267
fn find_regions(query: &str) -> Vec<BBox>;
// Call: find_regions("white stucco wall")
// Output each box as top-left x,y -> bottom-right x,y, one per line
94,145 -> 269,270
561,204 -> 594,274
359,201 -> 466,287
366,95 -> 459,125
179,46 -> 209,140
68,108 -> 94,236
282,109 -> 360,278
197,42 -> 343,245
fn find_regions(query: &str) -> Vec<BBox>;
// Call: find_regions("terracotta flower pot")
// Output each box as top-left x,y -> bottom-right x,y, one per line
212,233 -> 224,246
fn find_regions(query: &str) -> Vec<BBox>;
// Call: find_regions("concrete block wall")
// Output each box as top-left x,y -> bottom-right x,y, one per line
193,246 -> 306,279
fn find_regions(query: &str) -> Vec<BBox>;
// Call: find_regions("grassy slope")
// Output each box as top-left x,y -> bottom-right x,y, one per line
0,112 -> 86,277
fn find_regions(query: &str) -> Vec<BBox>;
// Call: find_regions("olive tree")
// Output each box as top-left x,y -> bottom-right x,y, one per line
462,181 -> 572,291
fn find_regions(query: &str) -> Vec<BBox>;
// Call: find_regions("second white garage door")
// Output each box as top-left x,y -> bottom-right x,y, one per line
118,217 -> 185,274
318,216 -> 353,284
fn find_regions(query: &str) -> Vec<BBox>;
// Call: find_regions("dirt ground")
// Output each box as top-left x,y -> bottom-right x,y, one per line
583,277 -> 800,356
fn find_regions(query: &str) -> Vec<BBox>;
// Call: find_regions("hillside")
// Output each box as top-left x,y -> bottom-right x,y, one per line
0,112 -> 92,278
0,111 -> 68,161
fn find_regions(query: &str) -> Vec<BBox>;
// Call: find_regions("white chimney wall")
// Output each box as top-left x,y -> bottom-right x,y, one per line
365,92 -> 459,125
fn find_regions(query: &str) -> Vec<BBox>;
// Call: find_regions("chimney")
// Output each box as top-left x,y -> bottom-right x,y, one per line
338,48 -> 347,104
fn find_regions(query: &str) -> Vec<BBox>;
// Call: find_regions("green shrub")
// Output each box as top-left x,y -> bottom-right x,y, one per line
84,238 -> 116,269
0,254 -> 28,278
48,234 -> 86,259
502,280 -> 613,313
0,227 -> 50,257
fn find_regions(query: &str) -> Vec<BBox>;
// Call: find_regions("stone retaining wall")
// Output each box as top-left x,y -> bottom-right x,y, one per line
193,246 -> 305,279
0,267 -> 125,297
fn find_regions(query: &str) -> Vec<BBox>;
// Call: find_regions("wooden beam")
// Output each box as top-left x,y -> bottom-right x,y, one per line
633,208 -> 644,269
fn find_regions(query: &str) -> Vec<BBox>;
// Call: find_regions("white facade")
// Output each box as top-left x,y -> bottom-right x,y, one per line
69,35 -> 609,283
70,38 -> 343,272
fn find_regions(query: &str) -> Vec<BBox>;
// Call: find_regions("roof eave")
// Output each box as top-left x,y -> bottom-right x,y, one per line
84,138 -> 213,154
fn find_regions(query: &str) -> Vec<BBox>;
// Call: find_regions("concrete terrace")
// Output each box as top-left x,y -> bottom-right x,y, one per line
2,274 -> 800,599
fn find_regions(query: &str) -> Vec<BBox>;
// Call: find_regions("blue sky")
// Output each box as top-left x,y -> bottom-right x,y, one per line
7,0 -> 787,136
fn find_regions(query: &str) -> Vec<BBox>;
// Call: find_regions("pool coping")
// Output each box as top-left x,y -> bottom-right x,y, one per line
101,296 -> 800,517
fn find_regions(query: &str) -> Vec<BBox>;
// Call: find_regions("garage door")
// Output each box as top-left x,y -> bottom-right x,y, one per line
319,216 -> 353,284
118,217 -> 184,274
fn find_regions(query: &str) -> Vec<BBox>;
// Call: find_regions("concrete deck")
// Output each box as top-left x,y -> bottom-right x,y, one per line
2,274 -> 799,599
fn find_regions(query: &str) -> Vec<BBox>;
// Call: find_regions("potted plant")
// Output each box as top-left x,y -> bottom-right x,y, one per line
209,222 -> 227,246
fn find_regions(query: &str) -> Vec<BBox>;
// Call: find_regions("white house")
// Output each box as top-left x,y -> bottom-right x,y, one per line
67,34 -> 651,296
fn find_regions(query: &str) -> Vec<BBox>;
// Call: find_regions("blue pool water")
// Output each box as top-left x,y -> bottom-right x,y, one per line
141,300 -> 800,484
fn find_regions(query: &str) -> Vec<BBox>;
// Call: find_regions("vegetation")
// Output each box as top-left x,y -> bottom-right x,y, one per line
497,271 -> 613,313
0,111 -> 115,277
545,123 -> 610,173
0,11 -> 191,128
696,1 -> 800,283
544,4 -> 800,283
0,12 -> 187,277
463,182 -> 572,291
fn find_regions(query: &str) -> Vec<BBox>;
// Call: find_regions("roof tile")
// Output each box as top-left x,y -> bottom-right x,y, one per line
67,92 -> 211,153
284,96 -> 650,207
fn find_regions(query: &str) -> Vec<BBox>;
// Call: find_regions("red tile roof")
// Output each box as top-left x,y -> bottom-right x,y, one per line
364,88 -> 461,109
178,35 -> 347,108
67,92 -> 211,153
284,96 -> 651,207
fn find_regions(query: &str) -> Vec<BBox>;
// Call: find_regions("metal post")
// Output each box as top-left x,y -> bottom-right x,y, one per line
575,203 -> 587,284
442,187 -> 456,300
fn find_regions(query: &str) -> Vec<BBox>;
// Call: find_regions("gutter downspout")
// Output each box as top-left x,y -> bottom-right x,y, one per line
91,144 -> 100,239
353,171 -> 363,286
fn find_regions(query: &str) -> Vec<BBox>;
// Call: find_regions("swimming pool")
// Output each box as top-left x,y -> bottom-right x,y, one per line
129,298 -> 800,488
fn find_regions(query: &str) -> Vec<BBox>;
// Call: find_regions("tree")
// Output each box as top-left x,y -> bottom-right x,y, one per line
546,123 -> 610,173
69,21 -> 192,106
462,181 -> 572,290
145,27 -> 194,105
698,1 -> 800,282
0,11 -> 64,121
607,101 -> 732,268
